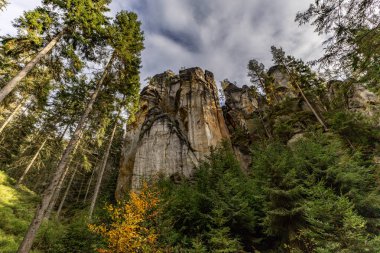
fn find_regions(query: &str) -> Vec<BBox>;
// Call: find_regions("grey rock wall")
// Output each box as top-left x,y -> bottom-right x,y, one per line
115,68 -> 229,199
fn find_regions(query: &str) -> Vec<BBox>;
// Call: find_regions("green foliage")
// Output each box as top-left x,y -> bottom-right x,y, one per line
296,0 -> 380,90
325,110 -> 380,152
13,7 -> 57,47
270,46 -> 326,95
251,133 -> 380,252
208,209 -> 244,252
158,142 -> 257,251
247,59 -> 268,91
154,129 -> 380,252
299,185 -> 368,252
60,215 -> 102,253
0,171 -> 38,252
0,170 -> 101,253
34,219 -> 67,253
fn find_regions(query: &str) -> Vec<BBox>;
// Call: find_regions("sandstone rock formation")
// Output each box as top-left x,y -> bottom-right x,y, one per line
349,84 -> 379,118
116,65 -> 380,200
222,82 -> 259,134
221,81 -> 272,171
267,65 -> 298,103
327,80 -> 380,120
115,67 -> 229,199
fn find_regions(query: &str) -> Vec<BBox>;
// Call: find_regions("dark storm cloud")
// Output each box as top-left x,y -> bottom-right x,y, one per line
159,29 -> 201,53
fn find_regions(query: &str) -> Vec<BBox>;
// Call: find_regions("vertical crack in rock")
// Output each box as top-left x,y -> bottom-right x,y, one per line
115,68 -> 230,200
115,66 -> 380,200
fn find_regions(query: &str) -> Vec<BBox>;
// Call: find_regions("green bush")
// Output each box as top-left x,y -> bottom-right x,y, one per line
250,133 -> 380,252
157,142 -> 258,251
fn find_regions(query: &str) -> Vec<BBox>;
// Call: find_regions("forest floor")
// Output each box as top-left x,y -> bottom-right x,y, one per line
0,170 -> 39,253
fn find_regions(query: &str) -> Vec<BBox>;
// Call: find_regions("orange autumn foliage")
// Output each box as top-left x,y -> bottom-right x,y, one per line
89,183 -> 162,253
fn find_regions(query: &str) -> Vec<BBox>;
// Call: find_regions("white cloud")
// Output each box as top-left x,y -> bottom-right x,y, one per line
0,0 -> 325,86
119,0 -> 325,86
0,0 -> 41,34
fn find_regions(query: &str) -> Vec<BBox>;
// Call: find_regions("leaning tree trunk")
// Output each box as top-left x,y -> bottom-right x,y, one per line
281,64 -> 328,132
56,165 -> 78,218
44,139 -> 81,220
76,177 -> 85,202
258,110 -> 272,139
17,139 -> 47,186
44,164 -> 71,219
0,99 -> 24,134
83,165 -> 96,203
17,53 -> 115,253
292,80 -> 328,131
89,120 -> 118,219
0,31 -> 64,103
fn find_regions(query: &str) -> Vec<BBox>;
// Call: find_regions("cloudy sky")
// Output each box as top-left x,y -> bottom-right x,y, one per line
0,0 -> 324,86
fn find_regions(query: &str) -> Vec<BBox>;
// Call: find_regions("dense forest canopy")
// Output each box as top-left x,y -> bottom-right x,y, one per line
0,0 -> 379,252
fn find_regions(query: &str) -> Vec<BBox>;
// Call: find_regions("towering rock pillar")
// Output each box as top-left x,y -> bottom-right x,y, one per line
115,67 -> 229,200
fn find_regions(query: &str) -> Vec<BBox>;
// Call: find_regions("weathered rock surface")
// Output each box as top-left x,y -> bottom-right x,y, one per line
223,82 -> 260,134
349,84 -> 380,118
115,68 -> 229,199
267,66 -> 298,102
327,80 -> 380,121
222,81 -> 267,171
116,65 -> 380,199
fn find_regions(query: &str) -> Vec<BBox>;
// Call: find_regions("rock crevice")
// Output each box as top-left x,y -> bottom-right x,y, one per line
115,68 -> 229,199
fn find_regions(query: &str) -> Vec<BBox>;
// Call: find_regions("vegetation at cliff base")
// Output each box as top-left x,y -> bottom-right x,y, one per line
88,133 -> 380,252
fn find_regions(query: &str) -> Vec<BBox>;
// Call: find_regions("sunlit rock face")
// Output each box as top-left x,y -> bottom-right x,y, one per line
349,84 -> 380,118
223,81 -> 260,134
327,80 -> 380,121
222,81 -> 262,171
267,65 -> 298,102
115,67 -> 230,200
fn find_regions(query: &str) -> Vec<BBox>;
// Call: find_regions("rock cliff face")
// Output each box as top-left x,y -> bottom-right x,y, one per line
116,66 -> 380,200
223,82 -> 260,134
115,68 -> 229,199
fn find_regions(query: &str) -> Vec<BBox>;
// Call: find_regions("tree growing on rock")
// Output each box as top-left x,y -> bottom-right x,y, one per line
270,46 -> 328,131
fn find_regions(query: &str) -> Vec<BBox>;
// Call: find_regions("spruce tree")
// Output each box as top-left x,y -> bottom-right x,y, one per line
271,46 -> 328,131
17,10 -> 144,253
296,0 -> 380,89
0,0 -> 111,103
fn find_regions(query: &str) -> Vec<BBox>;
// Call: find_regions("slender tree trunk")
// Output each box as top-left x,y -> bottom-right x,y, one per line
0,31 -> 64,103
281,64 -> 328,131
89,120 -> 118,219
58,124 -> 69,142
44,164 -> 70,219
293,80 -> 328,131
258,110 -> 272,139
56,165 -> 78,218
17,139 -> 47,186
76,177 -> 85,203
83,165 -> 96,203
0,99 -> 24,134
17,53 -> 115,253
45,139 -> 81,220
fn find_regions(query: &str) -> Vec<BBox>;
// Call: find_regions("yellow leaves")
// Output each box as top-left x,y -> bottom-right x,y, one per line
89,182 -> 161,253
